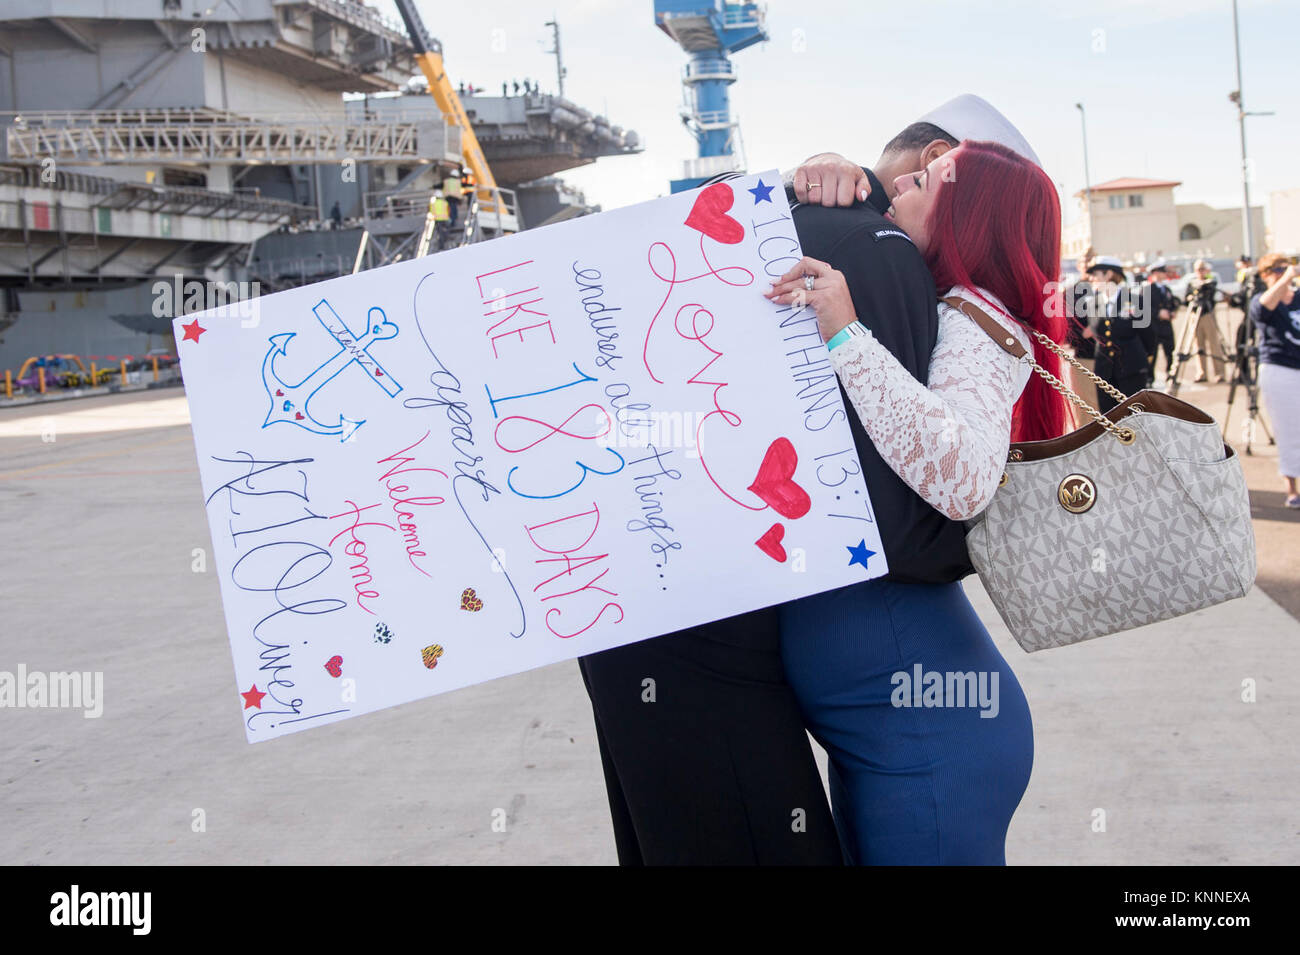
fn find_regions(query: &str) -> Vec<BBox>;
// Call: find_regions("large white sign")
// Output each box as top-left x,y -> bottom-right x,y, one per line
176,170 -> 886,742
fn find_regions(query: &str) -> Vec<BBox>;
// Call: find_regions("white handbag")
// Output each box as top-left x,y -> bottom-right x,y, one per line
944,296 -> 1258,652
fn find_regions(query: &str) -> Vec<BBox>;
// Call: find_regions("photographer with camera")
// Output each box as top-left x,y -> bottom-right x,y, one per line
1250,253 -> 1300,508
1187,258 -> 1227,383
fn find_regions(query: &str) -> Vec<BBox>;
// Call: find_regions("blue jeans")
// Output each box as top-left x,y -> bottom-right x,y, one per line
779,577 -> 1033,865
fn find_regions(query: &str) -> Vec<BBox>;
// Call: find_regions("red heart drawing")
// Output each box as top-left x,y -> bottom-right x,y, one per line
374,369 -> 384,377
684,182 -> 745,245
275,389 -> 283,397
324,655 -> 343,678
755,523 -> 787,562
294,412 -> 304,420
748,437 -> 811,519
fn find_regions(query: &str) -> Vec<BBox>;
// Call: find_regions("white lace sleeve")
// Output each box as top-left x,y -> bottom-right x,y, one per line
828,296 -> 1033,521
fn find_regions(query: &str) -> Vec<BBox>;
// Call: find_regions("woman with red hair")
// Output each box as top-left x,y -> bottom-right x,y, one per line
764,140 -> 1069,864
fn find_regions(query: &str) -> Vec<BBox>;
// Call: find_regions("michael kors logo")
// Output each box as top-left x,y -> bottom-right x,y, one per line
1058,473 -> 1097,514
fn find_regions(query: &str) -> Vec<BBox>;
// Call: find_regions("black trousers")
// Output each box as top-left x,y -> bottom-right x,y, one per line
1153,321 -> 1176,378
578,606 -> 843,865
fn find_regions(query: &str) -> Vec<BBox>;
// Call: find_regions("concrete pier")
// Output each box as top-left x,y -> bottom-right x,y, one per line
1,387 -> 1296,864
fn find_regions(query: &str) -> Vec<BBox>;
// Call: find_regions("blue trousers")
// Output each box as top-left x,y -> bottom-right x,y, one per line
779,577 -> 1033,865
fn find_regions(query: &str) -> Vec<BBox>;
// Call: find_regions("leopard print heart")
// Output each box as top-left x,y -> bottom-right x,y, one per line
459,587 -> 483,612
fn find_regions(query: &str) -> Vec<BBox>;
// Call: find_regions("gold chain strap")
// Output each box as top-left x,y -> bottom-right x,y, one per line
1024,327 -> 1128,403
948,299 -> 1136,445
1017,328 -> 1136,444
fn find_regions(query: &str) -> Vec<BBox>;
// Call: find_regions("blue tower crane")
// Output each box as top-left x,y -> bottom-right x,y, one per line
653,1 -> 768,193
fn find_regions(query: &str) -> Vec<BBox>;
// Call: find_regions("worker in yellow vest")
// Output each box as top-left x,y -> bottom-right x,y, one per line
430,193 -> 450,247
441,169 -> 462,228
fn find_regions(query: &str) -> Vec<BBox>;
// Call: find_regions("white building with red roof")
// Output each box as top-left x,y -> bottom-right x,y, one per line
1063,176 -> 1265,264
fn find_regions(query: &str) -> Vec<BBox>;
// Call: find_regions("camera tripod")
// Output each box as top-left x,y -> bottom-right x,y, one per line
1221,305 -> 1275,454
1165,295 -> 1233,395
1163,295 -> 1274,453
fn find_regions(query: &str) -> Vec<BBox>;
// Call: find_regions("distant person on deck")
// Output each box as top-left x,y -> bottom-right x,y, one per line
441,169 -> 462,228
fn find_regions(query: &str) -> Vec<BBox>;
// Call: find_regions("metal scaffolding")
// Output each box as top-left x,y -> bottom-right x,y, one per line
4,109 -> 463,165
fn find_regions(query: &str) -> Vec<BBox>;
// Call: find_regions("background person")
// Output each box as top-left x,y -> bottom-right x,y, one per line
1147,260 -> 1178,383
1086,256 -> 1154,412
1187,258 -> 1227,383
430,192 -> 450,247
1250,253 -> 1300,508
1065,263 -> 1100,420
441,167 -> 463,228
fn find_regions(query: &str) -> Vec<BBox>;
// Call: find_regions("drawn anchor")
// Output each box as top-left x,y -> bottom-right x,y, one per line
261,299 -> 403,442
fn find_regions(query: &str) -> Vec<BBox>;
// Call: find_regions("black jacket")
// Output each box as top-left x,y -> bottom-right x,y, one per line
1066,281 -> 1097,359
788,170 -> 972,584
1092,289 -> 1156,381
1150,281 -> 1176,322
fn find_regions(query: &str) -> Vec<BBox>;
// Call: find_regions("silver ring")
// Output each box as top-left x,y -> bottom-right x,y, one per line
808,182 -> 822,191
803,274 -> 815,291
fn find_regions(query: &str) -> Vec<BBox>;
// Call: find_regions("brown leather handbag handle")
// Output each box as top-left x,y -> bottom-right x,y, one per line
941,295 -> 1028,359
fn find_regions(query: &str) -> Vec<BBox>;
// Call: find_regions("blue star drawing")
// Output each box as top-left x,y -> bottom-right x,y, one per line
846,539 -> 875,570
749,178 -> 774,204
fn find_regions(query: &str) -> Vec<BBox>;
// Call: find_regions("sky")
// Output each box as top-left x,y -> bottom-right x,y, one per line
378,0 -> 1298,229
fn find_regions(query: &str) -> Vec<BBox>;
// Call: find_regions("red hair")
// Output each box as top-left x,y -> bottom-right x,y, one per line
922,140 -> 1070,443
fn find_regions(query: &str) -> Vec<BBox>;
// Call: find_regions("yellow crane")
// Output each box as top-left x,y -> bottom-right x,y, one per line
393,0 -> 503,226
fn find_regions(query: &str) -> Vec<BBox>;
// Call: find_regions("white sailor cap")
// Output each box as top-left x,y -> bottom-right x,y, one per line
1086,255 -> 1126,273
916,93 -> 1042,167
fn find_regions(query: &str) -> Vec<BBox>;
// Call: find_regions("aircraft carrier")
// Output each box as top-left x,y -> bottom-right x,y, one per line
0,0 -> 641,382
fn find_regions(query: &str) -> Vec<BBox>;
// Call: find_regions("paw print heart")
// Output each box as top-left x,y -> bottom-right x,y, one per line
459,587 -> 484,612
323,655 -> 343,678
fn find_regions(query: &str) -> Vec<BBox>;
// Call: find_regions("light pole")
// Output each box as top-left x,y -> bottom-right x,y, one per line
1075,102 -> 1092,255
1229,0 -> 1271,260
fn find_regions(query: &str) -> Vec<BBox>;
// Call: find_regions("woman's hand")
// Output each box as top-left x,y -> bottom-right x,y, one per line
764,257 -> 858,343
790,153 -> 872,207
